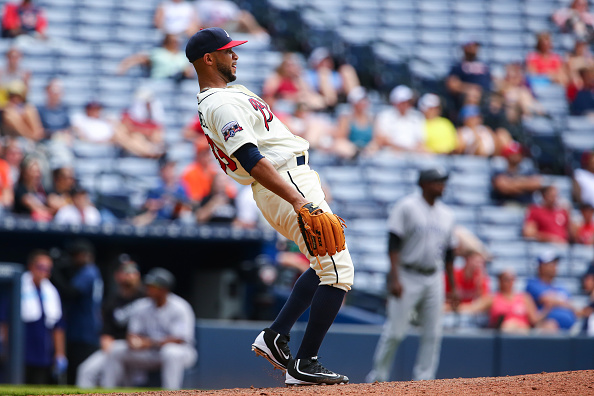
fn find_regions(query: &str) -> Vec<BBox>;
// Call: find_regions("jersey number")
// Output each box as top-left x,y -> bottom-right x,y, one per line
205,134 -> 238,173
249,98 -> 273,131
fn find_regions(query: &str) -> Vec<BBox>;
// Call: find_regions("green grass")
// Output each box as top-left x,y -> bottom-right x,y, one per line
0,385 -> 159,396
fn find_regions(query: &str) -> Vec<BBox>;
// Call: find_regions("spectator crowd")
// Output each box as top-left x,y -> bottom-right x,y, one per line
0,0 -> 594,387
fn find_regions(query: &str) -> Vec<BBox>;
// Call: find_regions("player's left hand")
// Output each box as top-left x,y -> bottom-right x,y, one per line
53,355 -> 68,377
297,202 -> 346,257
448,289 -> 461,312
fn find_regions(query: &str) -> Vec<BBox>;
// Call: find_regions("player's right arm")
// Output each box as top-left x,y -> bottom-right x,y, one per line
387,232 -> 403,298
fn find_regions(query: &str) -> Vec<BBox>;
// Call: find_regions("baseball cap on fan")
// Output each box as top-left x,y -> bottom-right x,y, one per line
185,27 -> 248,63
389,85 -> 413,104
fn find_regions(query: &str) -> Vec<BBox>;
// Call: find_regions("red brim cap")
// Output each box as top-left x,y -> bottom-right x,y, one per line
218,40 -> 248,50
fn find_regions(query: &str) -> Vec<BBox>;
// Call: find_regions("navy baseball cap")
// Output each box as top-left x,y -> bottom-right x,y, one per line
186,27 -> 247,63
144,267 -> 175,290
418,167 -> 449,184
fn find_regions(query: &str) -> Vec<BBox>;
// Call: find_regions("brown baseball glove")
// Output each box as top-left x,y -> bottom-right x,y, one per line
297,202 -> 346,257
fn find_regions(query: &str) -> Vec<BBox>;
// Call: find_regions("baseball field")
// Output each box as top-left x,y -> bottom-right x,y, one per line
1,370 -> 593,396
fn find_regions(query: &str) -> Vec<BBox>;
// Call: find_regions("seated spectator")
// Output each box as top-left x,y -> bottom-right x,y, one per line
525,32 -> 568,86
523,185 -> 572,244
572,203 -> 594,245
0,47 -> 31,107
566,40 -> 594,101
54,186 -> 101,226
491,141 -> 542,205
13,156 -> 52,221
37,79 -> 72,142
553,0 -> 594,43
261,53 -> 326,111
570,66 -> 594,115
72,101 -> 157,158
233,185 -> 261,229
526,251 -> 578,331
1,0 -> 47,39
497,63 -> 543,119
134,157 -> 192,225
334,87 -> 376,159
0,144 -> 14,211
373,85 -> 426,153
195,0 -> 268,37
102,268 -> 197,390
419,93 -> 457,155
305,47 -> 361,109
573,151 -> 594,206
181,136 -> 221,203
460,269 -> 546,334
445,40 -> 492,119
154,0 -> 199,38
118,34 -> 194,80
120,87 -> 166,158
456,105 -> 509,157
2,80 -> 44,141
283,102 -> 337,152
76,257 -> 144,388
3,137 -> 23,184
195,173 -> 237,224
445,251 -> 490,310
18,250 -> 66,384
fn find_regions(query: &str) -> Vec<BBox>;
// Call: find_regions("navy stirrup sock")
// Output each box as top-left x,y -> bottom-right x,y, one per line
296,285 -> 346,359
270,268 -> 319,336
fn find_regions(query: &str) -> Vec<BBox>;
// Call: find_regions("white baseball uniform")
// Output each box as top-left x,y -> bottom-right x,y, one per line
196,85 -> 354,291
102,294 -> 197,389
367,192 -> 455,382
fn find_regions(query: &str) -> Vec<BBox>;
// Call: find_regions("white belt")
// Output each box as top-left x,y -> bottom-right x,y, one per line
276,151 -> 309,172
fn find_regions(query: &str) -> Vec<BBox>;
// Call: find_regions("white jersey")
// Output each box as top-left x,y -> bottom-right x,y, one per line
388,193 -> 456,271
128,294 -> 195,345
196,85 -> 309,185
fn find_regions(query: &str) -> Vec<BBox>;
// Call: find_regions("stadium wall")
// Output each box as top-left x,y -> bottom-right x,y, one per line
185,320 -> 594,389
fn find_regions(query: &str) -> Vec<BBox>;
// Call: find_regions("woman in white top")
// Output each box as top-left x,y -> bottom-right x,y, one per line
573,152 -> 594,207
154,0 -> 199,37
456,105 -> 510,157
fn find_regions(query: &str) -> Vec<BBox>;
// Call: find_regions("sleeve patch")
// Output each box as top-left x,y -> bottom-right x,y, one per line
221,120 -> 243,141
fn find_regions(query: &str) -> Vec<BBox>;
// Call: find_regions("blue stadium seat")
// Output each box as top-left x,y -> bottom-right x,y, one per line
476,224 -> 520,241
116,158 -> 160,178
73,141 -> 117,158
451,155 -> 491,174
418,14 -> 453,29
330,184 -> 369,202
369,184 -> 412,205
567,116 -> 594,131
562,131 -> 594,151
489,259 -> 530,277
448,172 -> 491,190
450,205 -> 478,226
488,241 -> 529,260
479,206 -> 525,226
379,12 -> 418,29
453,14 -> 488,30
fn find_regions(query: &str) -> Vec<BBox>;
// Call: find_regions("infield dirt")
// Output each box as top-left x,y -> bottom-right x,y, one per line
68,370 -> 594,396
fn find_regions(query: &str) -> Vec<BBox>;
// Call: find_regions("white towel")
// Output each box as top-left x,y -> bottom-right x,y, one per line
21,271 -> 62,328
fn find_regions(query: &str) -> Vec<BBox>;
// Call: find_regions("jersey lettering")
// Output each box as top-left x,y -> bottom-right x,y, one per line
249,98 -> 273,131
205,134 -> 238,173
198,110 -> 207,129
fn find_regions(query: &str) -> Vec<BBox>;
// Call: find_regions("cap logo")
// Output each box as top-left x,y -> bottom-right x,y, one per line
223,29 -> 230,38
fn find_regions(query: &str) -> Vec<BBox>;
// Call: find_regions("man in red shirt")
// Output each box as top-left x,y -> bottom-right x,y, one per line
523,185 -> 572,243
1,0 -> 47,39
445,251 -> 490,308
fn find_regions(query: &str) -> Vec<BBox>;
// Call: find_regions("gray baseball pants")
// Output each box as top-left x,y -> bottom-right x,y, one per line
102,340 -> 198,389
367,268 -> 444,382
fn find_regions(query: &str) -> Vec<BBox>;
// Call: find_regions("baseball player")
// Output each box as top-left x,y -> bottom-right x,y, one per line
185,28 -> 353,386
366,167 -> 458,382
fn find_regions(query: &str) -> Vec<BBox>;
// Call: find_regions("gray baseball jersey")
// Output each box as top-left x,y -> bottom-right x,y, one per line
388,193 -> 456,270
128,294 -> 195,344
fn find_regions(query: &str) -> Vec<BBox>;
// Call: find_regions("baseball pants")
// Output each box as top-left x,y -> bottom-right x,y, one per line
251,163 -> 354,292
367,268 -> 444,382
102,340 -> 197,389
76,349 -> 106,388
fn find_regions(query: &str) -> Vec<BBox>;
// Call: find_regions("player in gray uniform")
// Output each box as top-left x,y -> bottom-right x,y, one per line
102,268 -> 197,389
366,167 -> 458,382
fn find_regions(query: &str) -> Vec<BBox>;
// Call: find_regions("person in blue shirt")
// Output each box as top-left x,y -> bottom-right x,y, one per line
51,239 -> 103,385
134,156 -> 191,225
445,40 -> 492,121
37,79 -> 72,141
526,250 -> 578,331
0,250 -> 67,384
